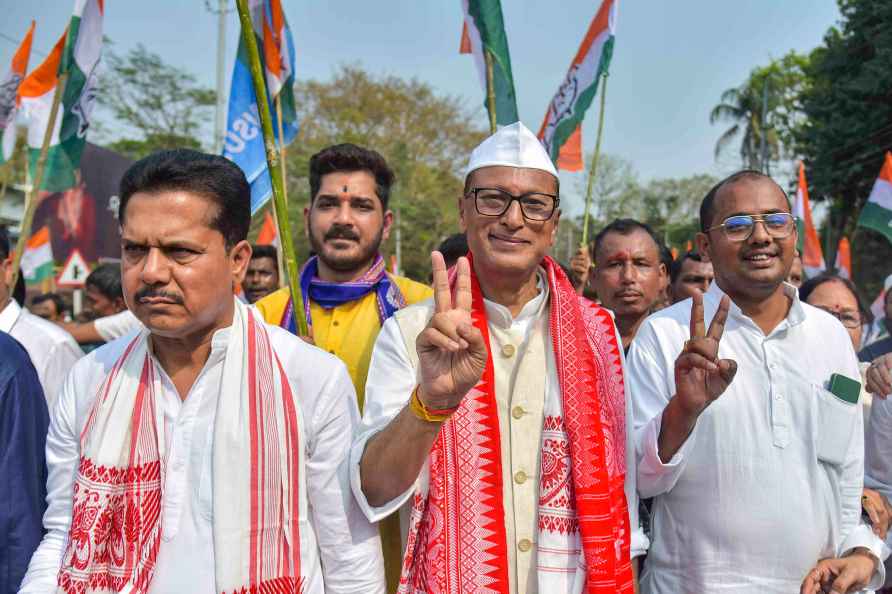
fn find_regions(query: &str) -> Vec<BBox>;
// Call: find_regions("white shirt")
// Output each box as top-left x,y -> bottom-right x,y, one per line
628,281 -> 885,593
865,383 -> 892,588
0,299 -> 81,408
19,322 -> 385,594
93,309 -> 142,342
350,274 -> 645,594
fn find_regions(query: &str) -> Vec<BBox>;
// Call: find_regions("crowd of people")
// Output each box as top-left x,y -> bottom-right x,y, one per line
2,122 -> 892,594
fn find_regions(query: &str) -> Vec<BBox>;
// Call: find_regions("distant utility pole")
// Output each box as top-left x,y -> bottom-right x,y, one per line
206,0 -> 231,153
760,77 -> 769,176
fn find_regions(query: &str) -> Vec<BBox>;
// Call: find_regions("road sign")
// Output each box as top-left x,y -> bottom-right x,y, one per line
57,249 -> 91,288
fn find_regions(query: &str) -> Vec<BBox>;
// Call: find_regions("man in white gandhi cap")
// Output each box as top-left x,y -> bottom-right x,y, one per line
350,122 -> 647,593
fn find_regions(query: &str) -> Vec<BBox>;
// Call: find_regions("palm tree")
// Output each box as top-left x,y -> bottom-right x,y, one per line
710,84 -> 780,172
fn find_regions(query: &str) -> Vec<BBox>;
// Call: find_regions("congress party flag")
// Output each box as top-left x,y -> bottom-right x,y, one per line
835,236 -> 851,279
857,152 -> 892,246
0,21 -> 34,164
793,162 -> 825,277
19,0 -> 103,192
538,0 -> 616,169
20,226 -> 54,284
223,0 -> 299,214
459,0 -> 519,128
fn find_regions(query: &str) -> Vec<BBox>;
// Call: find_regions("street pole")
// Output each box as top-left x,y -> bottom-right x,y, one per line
760,77 -> 769,175
213,0 -> 227,153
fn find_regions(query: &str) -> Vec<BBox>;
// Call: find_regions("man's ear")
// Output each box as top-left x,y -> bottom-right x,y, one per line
381,209 -> 394,242
695,232 -> 711,263
549,209 -> 561,246
230,240 -> 253,284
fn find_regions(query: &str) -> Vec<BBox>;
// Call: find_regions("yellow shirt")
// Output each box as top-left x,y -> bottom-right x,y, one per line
254,276 -> 432,411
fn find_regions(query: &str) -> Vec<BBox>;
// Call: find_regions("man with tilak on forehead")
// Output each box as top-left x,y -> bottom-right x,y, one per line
352,122 -> 646,593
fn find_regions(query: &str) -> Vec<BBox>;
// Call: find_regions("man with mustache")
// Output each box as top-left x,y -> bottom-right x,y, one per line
20,149 -> 385,593
353,123 -> 644,593
627,170 -> 885,593
590,218 -> 668,352
255,143 -> 431,591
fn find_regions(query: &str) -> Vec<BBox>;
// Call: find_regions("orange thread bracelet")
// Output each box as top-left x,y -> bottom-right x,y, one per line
409,386 -> 458,423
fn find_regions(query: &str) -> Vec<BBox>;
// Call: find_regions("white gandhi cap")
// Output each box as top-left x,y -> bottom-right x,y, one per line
464,121 -> 558,182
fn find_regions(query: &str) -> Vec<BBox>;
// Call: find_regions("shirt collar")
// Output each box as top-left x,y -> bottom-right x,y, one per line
483,269 -> 549,329
705,280 -> 805,328
0,299 -> 22,333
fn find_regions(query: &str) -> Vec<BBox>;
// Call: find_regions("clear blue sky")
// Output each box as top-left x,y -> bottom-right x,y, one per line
1,1 -> 841,215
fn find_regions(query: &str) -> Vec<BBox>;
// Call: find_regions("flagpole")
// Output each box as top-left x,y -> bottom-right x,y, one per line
273,94 -> 288,287
10,72 -> 68,289
581,72 -> 608,247
235,0 -> 308,336
483,49 -> 497,134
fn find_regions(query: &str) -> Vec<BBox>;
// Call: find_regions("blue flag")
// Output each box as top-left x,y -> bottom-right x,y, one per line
222,3 -> 298,214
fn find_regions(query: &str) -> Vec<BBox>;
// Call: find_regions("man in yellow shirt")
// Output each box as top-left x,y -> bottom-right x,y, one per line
255,143 -> 430,590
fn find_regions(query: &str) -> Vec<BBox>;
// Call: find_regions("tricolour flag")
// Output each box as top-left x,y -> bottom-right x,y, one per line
538,0 -> 616,169
793,162 -> 825,277
835,236 -> 852,279
256,210 -> 279,246
459,0 -> 519,127
857,151 -> 892,246
223,0 -> 299,214
19,0 -> 104,193
0,21 -> 34,165
20,226 -> 54,284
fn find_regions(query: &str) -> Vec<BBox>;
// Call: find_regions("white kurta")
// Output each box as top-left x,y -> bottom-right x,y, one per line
350,274 -> 646,594
0,299 -> 81,408
19,322 -> 386,594
628,281 -> 886,594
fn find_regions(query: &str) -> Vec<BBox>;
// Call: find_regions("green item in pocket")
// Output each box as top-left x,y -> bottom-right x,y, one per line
828,373 -> 861,404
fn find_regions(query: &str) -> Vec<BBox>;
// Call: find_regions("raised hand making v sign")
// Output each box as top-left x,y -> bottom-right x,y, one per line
415,252 -> 488,411
658,291 -> 738,462
361,251 -> 488,507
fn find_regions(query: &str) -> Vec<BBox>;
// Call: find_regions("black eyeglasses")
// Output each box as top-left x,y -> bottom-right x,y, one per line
707,213 -> 797,242
466,187 -> 559,222
814,306 -> 862,329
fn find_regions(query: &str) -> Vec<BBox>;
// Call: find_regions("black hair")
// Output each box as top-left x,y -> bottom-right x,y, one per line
119,149 -> 251,248
799,273 -> 873,325
250,244 -> 278,266
31,292 -> 67,316
309,143 -> 394,210
0,226 -> 8,260
436,233 -> 469,269
670,251 -> 705,284
592,218 -> 665,264
85,263 -> 124,301
699,169 -> 788,232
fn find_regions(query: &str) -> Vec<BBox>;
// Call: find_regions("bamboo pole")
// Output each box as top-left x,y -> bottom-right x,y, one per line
581,72 -> 609,247
235,0 -> 308,335
273,94 -> 288,287
10,72 -> 68,289
483,49 -> 497,134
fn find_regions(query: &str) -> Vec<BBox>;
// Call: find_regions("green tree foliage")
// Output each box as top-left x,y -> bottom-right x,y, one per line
97,44 -> 216,160
269,65 -> 487,281
572,153 -> 717,255
793,0 -> 892,296
710,52 -> 808,173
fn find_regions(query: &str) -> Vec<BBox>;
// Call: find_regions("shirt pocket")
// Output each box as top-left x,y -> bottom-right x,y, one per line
813,383 -> 858,467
